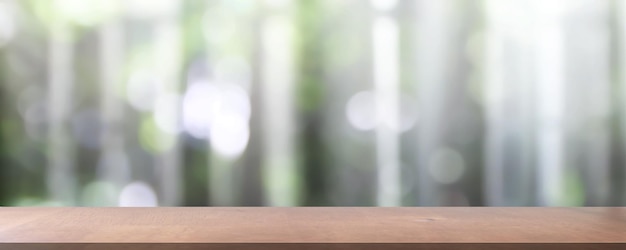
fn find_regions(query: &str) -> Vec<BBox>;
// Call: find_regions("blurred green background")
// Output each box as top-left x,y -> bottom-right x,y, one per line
0,0 -> 625,206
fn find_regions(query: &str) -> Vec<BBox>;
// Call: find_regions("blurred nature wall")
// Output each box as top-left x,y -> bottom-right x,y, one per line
0,0 -> 625,206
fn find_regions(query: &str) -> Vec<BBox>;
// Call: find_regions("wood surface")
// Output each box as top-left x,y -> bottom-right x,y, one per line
0,207 -> 625,249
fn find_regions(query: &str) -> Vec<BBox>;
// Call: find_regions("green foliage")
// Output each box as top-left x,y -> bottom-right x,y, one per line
295,0 -> 325,112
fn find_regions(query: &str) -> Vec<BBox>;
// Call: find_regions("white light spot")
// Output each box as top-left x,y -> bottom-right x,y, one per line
428,148 -> 465,184
371,0 -> 398,11
182,82 -> 251,141
118,181 -> 158,207
210,112 -> 249,158
127,70 -> 160,112
346,91 -> 376,131
182,80 -> 251,158
182,81 -> 220,139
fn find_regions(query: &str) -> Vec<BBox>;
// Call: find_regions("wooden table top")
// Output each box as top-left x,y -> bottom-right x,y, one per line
0,207 -> 625,249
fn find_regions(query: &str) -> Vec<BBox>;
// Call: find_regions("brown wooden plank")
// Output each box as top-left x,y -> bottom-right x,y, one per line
0,207 -> 625,249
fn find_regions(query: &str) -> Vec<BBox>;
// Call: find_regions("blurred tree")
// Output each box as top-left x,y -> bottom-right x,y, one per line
296,0 -> 330,206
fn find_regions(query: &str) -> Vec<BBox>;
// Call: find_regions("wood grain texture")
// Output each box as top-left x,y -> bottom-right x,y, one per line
0,207 -> 625,249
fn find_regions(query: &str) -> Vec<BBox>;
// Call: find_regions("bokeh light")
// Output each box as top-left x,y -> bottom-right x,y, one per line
209,111 -> 250,158
118,181 -> 158,207
182,81 -> 219,139
428,148 -> 466,185
0,0 -> 622,207
182,80 -> 250,158
346,91 -> 376,131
